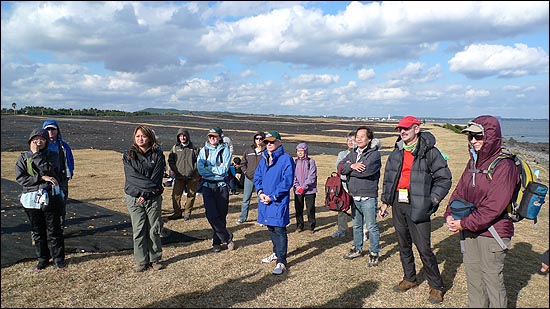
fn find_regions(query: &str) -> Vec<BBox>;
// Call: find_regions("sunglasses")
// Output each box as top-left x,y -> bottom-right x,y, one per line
468,133 -> 484,141
265,141 -> 276,145
255,137 -> 264,140
398,126 -> 415,132
46,127 -> 57,131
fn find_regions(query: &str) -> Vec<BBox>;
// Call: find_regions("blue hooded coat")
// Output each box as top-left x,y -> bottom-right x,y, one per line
254,145 -> 295,227
42,120 -> 74,181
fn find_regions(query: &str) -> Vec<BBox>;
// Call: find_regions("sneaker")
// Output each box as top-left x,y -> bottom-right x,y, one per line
428,288 -> 444,304
135,264 -> 148,272
393,280 -> 418,292
183,214 -> 191,221
33,261 -> 48,271
258,223 -> 265,227
167,213 -> 182,220
262,253 -> 277,264
272,263 -> 286,275
331,230 -> 346,238
227,241 -> 235,251
151,261 -> 165,271
213,244 -> 222,253
344,248 -> 363,260
236,219 -> 245,225
368,253 -> 379,267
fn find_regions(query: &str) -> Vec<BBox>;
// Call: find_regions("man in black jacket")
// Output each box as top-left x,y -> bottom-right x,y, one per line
379,116 -> 452,304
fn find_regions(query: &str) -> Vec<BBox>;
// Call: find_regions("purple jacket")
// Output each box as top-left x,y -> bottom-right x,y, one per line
444,115 -> 519,239
293,142 -> 317,194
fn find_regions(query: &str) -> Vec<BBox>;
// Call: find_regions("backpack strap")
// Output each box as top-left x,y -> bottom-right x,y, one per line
205,147 -> 224,163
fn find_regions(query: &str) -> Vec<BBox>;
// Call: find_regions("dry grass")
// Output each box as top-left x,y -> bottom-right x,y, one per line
1,124 -> 548,308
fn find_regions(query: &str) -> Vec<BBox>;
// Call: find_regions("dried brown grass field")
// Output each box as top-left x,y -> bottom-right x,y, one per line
1,118 -> 548,308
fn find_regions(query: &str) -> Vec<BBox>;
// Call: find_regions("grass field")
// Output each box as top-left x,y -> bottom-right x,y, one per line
1,120 -> 548,308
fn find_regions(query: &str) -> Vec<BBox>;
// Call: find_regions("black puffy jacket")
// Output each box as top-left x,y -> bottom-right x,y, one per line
381,131 -> 452,223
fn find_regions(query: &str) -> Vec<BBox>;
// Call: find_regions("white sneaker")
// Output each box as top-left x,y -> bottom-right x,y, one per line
262,252 -> 277,264
272,263 -> 286,275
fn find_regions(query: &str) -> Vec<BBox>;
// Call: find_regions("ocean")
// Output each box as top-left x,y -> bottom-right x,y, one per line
426,118 -> 549,143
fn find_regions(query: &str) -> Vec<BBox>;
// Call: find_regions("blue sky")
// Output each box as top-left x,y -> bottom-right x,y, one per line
1,1 -> 548,119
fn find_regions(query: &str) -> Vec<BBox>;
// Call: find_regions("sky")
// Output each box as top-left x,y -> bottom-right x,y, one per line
1,1 -> 549,119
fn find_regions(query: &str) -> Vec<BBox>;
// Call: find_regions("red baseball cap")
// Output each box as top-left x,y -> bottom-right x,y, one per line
395,116 -> 422,130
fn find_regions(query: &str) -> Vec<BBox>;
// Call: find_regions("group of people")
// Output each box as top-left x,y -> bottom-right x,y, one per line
15,120 -> 74,270
15,115 -> 546,307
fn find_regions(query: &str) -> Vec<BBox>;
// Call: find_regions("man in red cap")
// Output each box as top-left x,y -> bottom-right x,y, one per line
379,115 -> 452,304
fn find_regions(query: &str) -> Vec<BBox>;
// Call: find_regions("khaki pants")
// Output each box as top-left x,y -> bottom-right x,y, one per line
464,235 -> 510,308
171,177 -> 199,216
126,194 -> 163,265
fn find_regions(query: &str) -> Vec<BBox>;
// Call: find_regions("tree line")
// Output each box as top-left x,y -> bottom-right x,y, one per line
2,106 -> 154,116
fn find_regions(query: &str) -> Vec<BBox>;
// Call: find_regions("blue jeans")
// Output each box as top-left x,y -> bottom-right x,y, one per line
239,177 -> 255,222
267,225 -> 288,266
351,197 -> 380,253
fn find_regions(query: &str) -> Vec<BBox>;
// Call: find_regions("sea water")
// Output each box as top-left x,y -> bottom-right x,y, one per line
499,119 -> 549,143
427,118 -> 549,143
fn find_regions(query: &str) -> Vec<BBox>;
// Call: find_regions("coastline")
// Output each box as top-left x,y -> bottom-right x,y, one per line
503,138 -> 549,166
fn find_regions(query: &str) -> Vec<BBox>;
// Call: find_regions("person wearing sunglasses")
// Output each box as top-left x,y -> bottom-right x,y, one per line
42,120 -> 74,227
379,115 -> 452,304
236,131 -> 266,225
197,127 -> 235,253
444,116 -> 520,307
254,131 -> 295,275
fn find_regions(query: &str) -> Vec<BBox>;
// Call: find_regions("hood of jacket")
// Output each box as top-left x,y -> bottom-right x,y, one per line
176,129 -> 193,146
42,119 -> 64,142
296,142 -> 309,159
467,115 -> 503,167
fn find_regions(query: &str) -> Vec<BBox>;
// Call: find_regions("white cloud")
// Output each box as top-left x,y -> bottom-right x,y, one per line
358,68 -> 375,80
449,43 -> 549,78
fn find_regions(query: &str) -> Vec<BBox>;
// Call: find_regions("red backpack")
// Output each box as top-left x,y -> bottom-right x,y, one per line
324,170 -> 352,213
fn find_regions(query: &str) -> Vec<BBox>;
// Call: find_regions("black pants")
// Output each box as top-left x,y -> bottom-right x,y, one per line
294,193 -> 316,231
202,185 -> 232,246
392,197 -> 443,290
24,206 -> 65,264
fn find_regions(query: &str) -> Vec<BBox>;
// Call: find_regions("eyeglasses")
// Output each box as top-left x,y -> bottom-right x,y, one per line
398,126 -> 415,132
46,127 -> 57,131
468,133 -> 484,141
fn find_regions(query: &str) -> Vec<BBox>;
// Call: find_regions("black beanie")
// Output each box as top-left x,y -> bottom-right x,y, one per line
28,128 -> 49,145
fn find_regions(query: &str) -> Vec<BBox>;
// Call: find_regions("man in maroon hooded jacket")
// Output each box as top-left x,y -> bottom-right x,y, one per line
445,115 -> 520,308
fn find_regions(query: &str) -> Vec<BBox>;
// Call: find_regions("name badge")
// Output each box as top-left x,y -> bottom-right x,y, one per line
398,188 -> 409,203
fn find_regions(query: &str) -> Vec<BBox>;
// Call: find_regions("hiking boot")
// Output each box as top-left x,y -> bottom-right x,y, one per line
331,230 -> 345,238
135,264 -> 148,272
272,262 -> 286,275
213,244 -> 222,253
151,262 -> 165,271
393,280 -> 418,292
167,213 -> 182,220
33,261 -> 48,271
344,248 -> 363,260
54,260 -> 66,270
262,253 -> 277,264
368,253 -> 379,267
428,288 -> 444,304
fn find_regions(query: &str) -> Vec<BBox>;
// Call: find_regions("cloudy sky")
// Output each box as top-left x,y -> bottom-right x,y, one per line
1,1 -> 548,119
